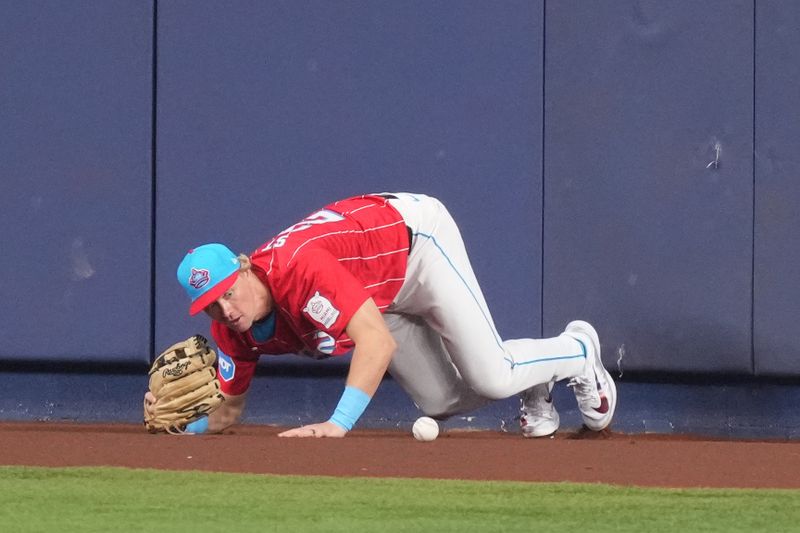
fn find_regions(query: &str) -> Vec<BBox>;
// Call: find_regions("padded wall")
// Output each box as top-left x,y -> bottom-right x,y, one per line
0,2 -> 153,362
3,1 -> 800,379
154,1 -> 544,353
543,1 -> 754,373
753,0 -> 800,376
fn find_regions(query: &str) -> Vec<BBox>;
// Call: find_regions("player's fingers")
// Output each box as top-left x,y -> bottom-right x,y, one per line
277,426 -> 317,438
143,392 -> 157,415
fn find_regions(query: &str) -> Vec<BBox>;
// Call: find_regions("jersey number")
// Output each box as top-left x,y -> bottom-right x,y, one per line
262,209 -> 345,251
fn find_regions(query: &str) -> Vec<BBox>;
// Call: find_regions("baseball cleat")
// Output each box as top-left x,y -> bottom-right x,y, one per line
564,321 -> 617,432
520,381 -> 560,438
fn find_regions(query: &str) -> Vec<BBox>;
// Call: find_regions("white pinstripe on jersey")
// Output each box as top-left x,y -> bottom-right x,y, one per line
285,220 -> 406,266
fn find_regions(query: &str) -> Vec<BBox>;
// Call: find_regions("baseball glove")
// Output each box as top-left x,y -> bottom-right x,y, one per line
144,335 -> 225,434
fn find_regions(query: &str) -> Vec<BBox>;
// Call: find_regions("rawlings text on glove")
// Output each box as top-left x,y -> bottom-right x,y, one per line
144,335 -> 225,434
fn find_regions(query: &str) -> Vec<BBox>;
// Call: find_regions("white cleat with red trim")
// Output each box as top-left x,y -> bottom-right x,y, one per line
564,321 -> 617,431
520,381 -> 559,438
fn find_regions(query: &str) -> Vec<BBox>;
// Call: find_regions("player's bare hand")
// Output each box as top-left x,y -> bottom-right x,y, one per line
143,391 -> 157,416
278,421 -> 346,438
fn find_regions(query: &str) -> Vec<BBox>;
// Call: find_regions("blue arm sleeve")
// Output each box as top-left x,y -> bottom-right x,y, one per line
328,386 -> 371,431
185,416 -> 209,434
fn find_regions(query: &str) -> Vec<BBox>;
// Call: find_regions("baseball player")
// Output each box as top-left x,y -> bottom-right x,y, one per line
144,192 -> 616,437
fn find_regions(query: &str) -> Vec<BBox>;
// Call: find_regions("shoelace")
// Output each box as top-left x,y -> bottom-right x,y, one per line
567,375 -> 600,410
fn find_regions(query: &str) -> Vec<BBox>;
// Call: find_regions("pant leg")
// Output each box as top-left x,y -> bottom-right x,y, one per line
383,313 -> 491,419
388,194 -> 586,400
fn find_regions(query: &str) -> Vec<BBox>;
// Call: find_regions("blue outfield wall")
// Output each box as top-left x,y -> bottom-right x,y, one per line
154,0 -> 544,354
0,1 -> 153,361
1,1 -> 800,438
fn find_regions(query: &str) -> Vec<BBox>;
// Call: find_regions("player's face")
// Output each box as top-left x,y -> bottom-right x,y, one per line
204,274 -> 258,332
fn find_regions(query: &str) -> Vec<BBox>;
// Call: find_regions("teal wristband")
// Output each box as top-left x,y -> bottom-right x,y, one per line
185,416 -> 209,434
329,386 -> 371,431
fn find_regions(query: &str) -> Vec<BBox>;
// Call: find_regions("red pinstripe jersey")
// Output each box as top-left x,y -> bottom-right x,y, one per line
211,194 -> 408,395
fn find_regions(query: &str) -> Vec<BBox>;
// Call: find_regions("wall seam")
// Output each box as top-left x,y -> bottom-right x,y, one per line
149,0 -> 159,363
750,0 -> 757,376
540,0 -> 547,338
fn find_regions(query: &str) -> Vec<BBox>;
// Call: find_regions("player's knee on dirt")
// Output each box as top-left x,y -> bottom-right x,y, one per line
414,392 -> 487,420
414,395 -> 459,420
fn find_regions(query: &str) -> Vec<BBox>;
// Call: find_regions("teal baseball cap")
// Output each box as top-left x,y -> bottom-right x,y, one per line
177,243 -> 240,315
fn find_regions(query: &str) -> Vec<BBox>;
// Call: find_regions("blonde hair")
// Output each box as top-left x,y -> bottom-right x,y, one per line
237,254 -> 252,272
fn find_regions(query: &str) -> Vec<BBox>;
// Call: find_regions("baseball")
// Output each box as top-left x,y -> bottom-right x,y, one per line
412,416 -> 439,442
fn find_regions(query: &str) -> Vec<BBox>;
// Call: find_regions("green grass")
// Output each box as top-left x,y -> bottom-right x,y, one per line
0,466 -> 797,532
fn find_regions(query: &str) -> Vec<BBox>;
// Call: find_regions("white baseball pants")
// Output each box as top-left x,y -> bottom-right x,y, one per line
384,193 -> 586,418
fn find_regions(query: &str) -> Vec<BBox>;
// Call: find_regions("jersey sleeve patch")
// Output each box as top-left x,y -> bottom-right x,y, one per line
217,351 -> 235,382
303,291 -> 340,329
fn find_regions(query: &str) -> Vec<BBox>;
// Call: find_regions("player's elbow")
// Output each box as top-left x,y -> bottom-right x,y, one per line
365,329 -> 397,362
382,333 -> 397,358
